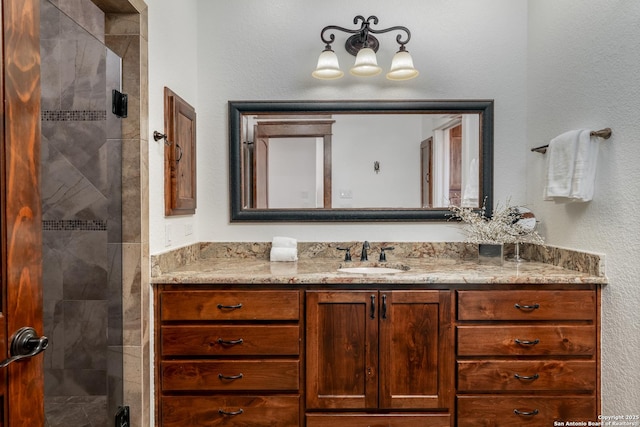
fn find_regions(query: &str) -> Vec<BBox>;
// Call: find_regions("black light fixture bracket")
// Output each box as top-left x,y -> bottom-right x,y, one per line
320,15 -> 412,55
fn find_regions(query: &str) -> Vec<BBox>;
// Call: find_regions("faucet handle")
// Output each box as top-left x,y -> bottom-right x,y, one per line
360,241 -> 371,261
337,247 -> 352,261
379,246 -> 394,262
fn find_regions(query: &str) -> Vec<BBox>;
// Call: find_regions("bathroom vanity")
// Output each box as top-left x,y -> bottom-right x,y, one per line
152,242 -> 605,427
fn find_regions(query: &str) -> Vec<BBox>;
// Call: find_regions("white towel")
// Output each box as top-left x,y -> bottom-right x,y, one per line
544,130 -> 580,199
570,130 -> 599,202
544,129 -> 599,202
272,236 -> 297,248
270,247 -> 298,262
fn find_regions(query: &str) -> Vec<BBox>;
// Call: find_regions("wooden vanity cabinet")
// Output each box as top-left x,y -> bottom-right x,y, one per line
154,284 -> 600,427
156,288 -> 303,426
305,290 -> 453,426
455,289 -> 599,426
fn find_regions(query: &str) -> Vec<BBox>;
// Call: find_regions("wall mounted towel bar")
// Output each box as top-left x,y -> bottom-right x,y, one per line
531,128 -> 612,154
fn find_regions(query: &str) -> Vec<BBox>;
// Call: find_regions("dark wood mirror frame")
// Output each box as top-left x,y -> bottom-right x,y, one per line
229,99 -> 494,222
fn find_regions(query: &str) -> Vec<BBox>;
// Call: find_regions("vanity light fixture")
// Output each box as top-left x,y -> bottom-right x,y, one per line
312,15 -> 419,81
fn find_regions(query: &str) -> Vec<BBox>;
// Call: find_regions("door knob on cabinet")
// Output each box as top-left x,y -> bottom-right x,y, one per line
0,327 -> 49,368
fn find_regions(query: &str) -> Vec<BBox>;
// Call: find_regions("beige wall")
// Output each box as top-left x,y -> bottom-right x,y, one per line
526,0 -> 640,415
144,0 -> 640,420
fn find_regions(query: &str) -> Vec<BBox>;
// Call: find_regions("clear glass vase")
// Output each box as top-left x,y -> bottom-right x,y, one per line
478,243 -> 504,266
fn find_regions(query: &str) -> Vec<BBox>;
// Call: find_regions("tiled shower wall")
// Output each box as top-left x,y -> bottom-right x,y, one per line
40,0 -> 123,425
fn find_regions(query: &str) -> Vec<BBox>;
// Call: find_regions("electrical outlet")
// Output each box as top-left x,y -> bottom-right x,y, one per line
115,406 -> 130,427
184,223 -> 193,236
339,189 -> 353,199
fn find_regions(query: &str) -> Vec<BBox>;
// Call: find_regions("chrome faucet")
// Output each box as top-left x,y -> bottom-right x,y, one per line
360,241 -> 370,261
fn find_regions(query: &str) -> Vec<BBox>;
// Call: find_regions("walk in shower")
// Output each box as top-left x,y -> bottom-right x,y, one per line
40,0 -> 124,425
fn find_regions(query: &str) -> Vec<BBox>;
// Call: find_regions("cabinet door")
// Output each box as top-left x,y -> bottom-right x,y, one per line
164,87 -> 196,215
306,291 -> 379,409
379,291 -> 453,409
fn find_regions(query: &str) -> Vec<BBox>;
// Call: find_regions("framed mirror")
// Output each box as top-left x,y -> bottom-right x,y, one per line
229,99 -> 493,222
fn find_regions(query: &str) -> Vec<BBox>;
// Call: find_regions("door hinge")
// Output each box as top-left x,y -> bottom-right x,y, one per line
112,89 -> 128,118
115,406 -> 130,427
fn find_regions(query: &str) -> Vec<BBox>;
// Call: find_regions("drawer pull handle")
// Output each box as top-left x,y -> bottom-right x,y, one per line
514,373 -> 540,381
381,294 -> 388,319
514,338 -> 540,346
218,373 -> 243,380
370,295 -> 376,319
514,409 -> 539,417
514,303 -> 540,310
218,408 -> 244,416
217,338 -> 244,346
217,303 -> 243,310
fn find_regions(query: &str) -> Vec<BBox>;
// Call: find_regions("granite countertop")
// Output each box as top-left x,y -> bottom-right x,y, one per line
151,242 -> 607,285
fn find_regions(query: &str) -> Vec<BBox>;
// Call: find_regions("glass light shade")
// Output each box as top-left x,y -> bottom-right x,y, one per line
349,47 -> 382,77
312,49 -> 344,80
386,50 -> 419,81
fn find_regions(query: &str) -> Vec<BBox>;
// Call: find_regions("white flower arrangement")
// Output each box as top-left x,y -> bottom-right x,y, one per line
449,199 -> 544,245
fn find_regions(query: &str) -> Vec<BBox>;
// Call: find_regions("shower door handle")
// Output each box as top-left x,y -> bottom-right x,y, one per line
0,327 -> 49,368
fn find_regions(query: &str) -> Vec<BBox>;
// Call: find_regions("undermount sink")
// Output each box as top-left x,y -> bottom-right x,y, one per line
337,267 -> 404,275
336,260 -> 411,275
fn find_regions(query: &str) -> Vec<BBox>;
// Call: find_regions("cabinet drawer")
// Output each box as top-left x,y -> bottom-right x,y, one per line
458,290 -> 595,321
457,325 -> 596,356
306,413 -> 451,427
161,360 -> 299,391
161,395 -> 299,427
161,325 -> 300,356
160,290 -> 300,321
457,360 -> 596,391
457,396 -> 596,426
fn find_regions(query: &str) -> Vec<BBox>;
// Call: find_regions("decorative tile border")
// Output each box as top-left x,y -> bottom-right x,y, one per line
43,219 -> 108,231
42,110 -> 107,121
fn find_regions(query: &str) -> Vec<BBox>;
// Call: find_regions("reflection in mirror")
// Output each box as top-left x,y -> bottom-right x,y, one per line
229,100 -> 493,222
247,114 -> 479,209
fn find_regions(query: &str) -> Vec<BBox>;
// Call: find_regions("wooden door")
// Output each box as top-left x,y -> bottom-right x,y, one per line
1,0 -> 45,425
253,120 -> 334,209
306,291 -> 378,410
379,291 -> 453,410
448,125 -> 462,205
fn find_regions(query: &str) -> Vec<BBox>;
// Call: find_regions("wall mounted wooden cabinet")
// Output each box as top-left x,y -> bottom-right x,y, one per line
164,87 -> 196,216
